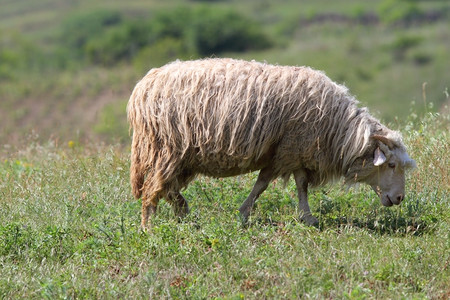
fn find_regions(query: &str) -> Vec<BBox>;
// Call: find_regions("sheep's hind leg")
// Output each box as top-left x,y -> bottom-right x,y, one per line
239,167 -> 274,224
141,196 -> 159,232
293,169 -> 319,227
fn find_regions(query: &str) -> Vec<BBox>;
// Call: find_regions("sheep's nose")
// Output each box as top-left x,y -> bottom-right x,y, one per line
397,194 -> 404,202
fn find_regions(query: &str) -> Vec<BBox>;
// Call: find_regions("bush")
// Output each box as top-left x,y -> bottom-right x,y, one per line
85,21 -> 146,65
389,33 -> 423,60
378,0 -> 422,25
58,7 -> 272,67
409,50 -> 433,65
0,31 -> 42,79
140,6 -> 272,56
187,7 -> 272,55
133,38 -> 196,72
60,10 -> 122,60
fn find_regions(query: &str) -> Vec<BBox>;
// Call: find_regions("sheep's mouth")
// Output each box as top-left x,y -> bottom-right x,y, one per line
374,185 -> 397,207
380,194 -> 394,207
372,186 -> 393,207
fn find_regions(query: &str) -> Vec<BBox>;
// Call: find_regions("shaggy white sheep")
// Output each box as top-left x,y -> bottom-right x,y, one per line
127,58 -> 416,229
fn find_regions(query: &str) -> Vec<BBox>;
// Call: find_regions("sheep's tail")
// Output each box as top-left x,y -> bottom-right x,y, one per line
127,76 -> 149,199
130,135 -> 145,199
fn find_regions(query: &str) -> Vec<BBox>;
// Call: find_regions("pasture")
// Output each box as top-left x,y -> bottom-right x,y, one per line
0,113 -> 448,298
1,0 -> 449,298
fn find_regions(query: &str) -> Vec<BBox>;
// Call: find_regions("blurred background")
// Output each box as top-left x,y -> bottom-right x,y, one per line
0,0 -> 449,149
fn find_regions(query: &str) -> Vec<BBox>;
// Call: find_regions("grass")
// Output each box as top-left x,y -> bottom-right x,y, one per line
0,113 -> 448,298
0,1 -> 449,297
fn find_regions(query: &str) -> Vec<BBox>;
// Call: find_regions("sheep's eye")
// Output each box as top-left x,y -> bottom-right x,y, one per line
388,162 -> 396,169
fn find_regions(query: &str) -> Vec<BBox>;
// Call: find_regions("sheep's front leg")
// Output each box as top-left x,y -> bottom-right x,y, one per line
239,167 -> 274,224
293,169 -> 319,226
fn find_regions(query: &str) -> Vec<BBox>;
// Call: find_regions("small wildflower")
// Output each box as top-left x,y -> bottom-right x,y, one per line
68,140 -> 75,148
211,238 -> 219,247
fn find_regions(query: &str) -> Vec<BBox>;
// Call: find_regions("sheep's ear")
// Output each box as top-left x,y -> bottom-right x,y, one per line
371,134 -> 394,149
373,147 -> 386,166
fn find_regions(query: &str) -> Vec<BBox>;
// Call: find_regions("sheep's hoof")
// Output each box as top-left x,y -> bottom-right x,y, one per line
238,206 -> 251,224
174,208 -> 189,220
300,213 -> 319,227
239,214 -> 249,227
139,224 -> 151,234
238,212 -> 251,227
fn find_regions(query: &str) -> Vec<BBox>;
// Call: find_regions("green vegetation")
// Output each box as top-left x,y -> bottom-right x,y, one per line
0,0 -> 449,145
0,113 -> 448,298
0,0 -> 449,298
59,7 -> 271,67
377,0 -> 422,24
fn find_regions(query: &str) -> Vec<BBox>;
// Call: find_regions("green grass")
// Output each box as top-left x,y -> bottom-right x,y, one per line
1,113 -> 448,298
0,2 -> 449,296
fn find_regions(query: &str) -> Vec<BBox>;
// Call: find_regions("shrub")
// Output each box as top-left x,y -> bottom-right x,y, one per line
58,7 -> 272,66
147,7 -> 191,43
409,50 -> 433,65
85,21 -> 146,65
140,6 -> 272,56
389,33 -> 423,60
60,10 -> 122,61
378,0 -> 422,25
61,10 -> 122,48
187,7 -> 272,55
0,31 -> 42,79
133,38 -> 196,72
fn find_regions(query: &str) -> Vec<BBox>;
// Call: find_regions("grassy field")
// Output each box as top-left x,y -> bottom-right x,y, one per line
1,0 -> 449,298
1,112 -> 449,298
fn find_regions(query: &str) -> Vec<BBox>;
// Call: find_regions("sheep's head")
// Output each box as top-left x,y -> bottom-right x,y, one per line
345,130 -> 416,207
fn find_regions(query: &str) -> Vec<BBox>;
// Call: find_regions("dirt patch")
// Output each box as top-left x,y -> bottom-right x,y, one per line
1,88 -> 129,147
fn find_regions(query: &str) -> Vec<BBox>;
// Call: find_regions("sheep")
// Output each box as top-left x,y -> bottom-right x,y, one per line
127,58 -> 416,230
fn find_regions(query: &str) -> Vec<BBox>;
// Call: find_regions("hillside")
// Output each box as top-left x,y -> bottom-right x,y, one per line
0,0 -> 449,148
1,101 -> 448,299
1,1 -> 449,297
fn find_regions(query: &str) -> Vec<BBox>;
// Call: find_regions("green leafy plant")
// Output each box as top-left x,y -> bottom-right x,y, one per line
378,0 -> 422,25
59,7 -> 272,66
